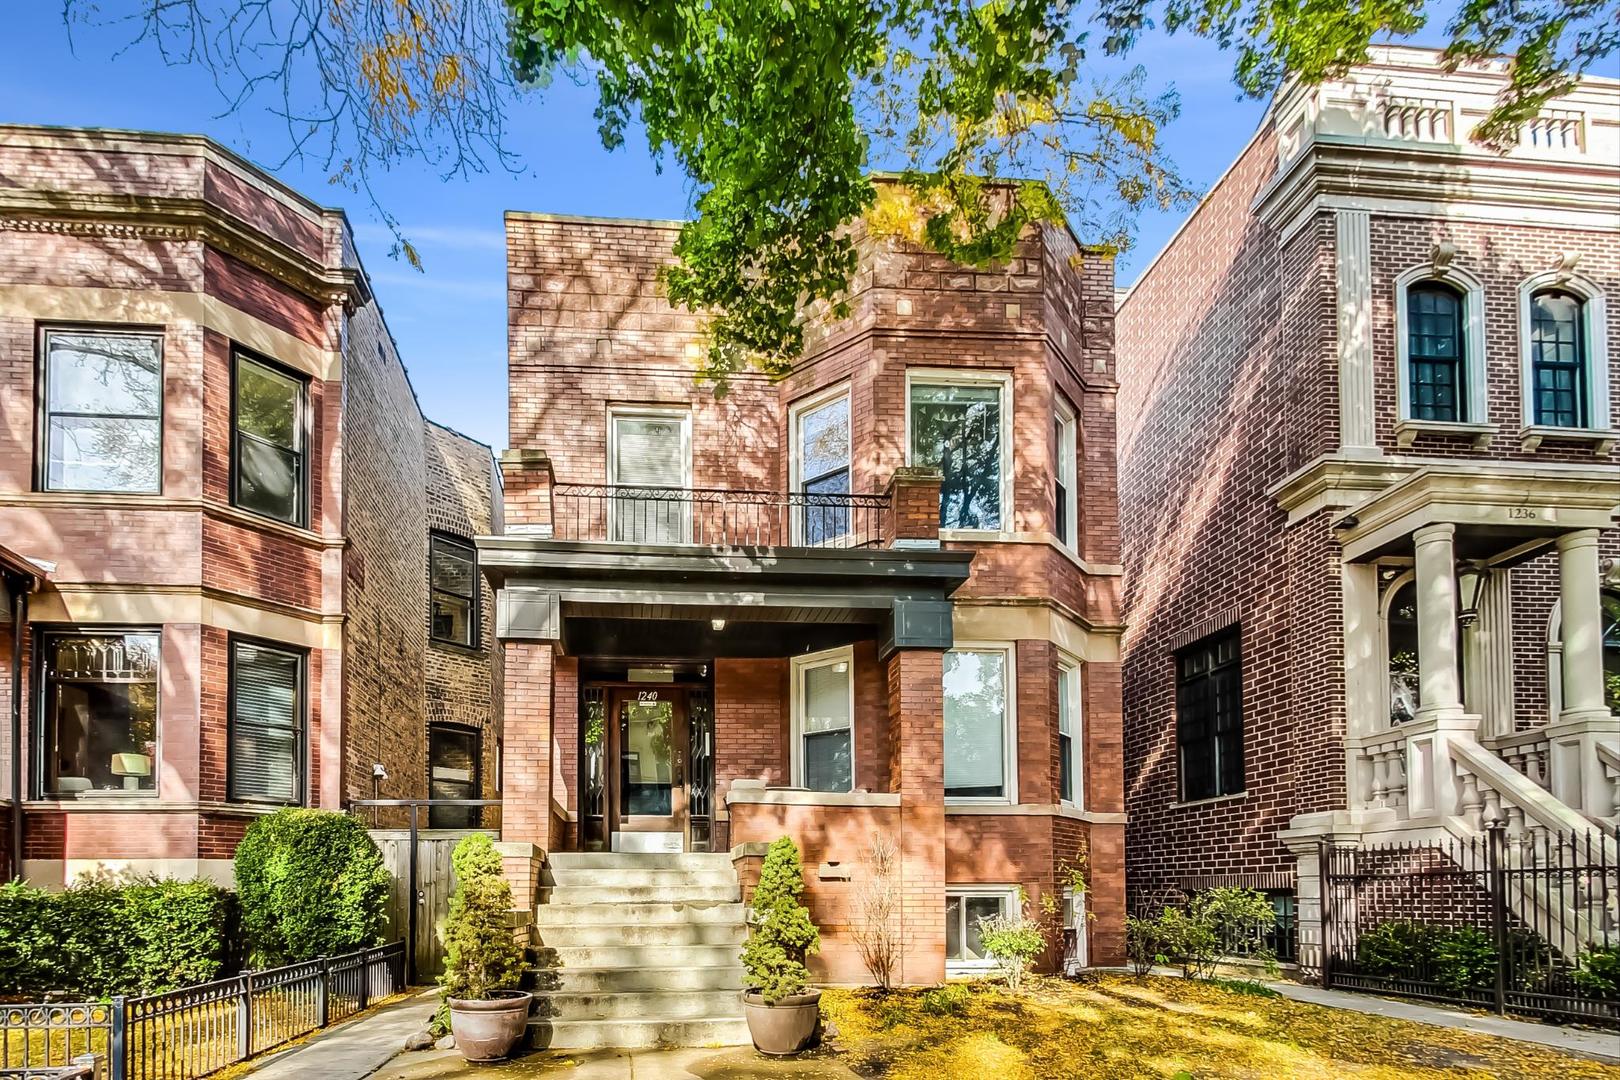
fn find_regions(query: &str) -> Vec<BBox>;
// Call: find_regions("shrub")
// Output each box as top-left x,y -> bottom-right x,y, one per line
1356,920 -> 1440,979
1572,945 -> 1620,1001
1433,926 -> 1496,994
918,981 -> 972,1016
1156,905 -> 1220,979
438,834 -> 524,1005
1125,889 -> 1276,982
975,891 -> 1047,993
741,836 -> 820,1005
234,808 -> 390,967
122,878 -> 234,992
1125,913 -> 1166,977
852,833 -> 902,991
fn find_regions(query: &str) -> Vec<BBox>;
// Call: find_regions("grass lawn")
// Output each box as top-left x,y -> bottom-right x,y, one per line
817,974 -> 1620,1080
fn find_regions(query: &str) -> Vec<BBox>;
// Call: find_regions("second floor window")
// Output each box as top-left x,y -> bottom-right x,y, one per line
228,638 -> 305,804
1053,396 -> 1078,549
41,327 -> 162,494
1529,289 -> 1588,429
909,373 -> 1007,531
793,389 -> 851,545
431,533 -> 479,648
1177,626 -> 1244,802
608,409 -> 690,543
1406,283 -> 1466,422
233,352 -> 307,526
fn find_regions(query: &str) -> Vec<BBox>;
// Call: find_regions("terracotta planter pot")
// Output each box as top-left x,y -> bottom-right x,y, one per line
742,989 -> 822,1056
448,990 -> 533,1063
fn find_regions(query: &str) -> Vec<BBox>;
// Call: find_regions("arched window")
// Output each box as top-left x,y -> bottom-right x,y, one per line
1407,282 -> 1467,422
1604,589 -> 1619,714
1386,578 -> 1421,723
1529,289 -> 1588,428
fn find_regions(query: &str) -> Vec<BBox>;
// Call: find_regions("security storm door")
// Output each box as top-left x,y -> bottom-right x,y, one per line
609,410 -> 691,543
608,686 -> 690,852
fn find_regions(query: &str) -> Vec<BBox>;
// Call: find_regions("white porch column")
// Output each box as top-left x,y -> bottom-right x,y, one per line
1413,523 -> 1464,722
1558,529 -> 1609,724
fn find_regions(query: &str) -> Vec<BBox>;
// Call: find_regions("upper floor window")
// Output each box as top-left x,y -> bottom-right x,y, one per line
1053,396 -> 1078,550
791,387 -> 851,546
228,637 -> 305,805
430,533 -> 480,648
608,408 -> 691,543
907,370 -> 1010,532
1176,626 -> 1244,802
233,351 -> 307,526
1529,290 -> 1588,428
40,327 -> 162,494
1406,282 -> 1466,422
791,646 -> 854,792
944,644 -> 1015,802
39,629 -> 160,797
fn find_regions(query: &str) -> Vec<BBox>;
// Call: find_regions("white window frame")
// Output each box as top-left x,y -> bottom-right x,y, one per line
945,884 -> 1021,974
789,644 -> 856,792
1052,394 -> 1078,552
1516,270 -> 1611,433
903,368 -> 1014,538
943,641 -> 1018,806
1062,887 -> 1089,974
787,382 -> 853,547
1058,657 -> 1084,808
1393,264 -> 1488,427
606,406 -> 693,543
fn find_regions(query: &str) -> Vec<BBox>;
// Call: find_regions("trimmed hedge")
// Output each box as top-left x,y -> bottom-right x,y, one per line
234,808 -> 390,967
0,877 -> 233,999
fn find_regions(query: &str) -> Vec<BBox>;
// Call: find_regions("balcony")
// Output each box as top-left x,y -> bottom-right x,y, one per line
550,483 -> 890,549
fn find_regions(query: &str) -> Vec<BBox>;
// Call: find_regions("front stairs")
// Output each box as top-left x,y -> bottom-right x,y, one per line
523,851 -> 751,1050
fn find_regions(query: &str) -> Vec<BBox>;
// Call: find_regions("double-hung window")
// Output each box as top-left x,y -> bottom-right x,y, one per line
1406,283 -> 1467,422
1528,289 -> 1588,429
1176,627 -> 1245,802
1058,661 -> 1083,806
1053,396 -> 1077,549
946,886 -> 1019,971
39,629 -> 161,796
429,724 -> 482,828
40,327 -> 163,494
228,638 -> 305,804
430,533 -> 480,648
233,351 -> 308,526
791,646 -> 854,792
907,371 -> 1010,532
608,408 -> 691,543
944,645 -> 1015,802
791,387 -> 851,545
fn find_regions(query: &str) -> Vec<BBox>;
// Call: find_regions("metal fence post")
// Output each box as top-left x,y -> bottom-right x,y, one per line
1487,820 -> 1508,1017
359,948 -> 372,1012
237,973 -> 254,1062
108,996 -> 126,1080
1317,840 -> 1333,989
317,957 -> 330,1028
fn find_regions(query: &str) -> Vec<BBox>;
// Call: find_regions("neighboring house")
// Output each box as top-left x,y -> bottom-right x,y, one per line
0,125 -> 502,884
483,193 -> 1126,989
1116,47 -> 1619,968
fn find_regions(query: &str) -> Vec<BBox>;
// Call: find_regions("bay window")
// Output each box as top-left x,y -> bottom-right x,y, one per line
944,645 -> 1015,802
1058,660 -> 1083,806
907,371 -> 1010,532
1053,396 -> 1077,549
228,638 -> 305,804
40,327 -> 162,494
39,630 -> 160,796
233,351 -> 307,526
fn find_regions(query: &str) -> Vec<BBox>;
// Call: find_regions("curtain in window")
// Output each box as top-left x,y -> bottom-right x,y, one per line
235,356 -> 304,524
1530,290 -> 1586,428
44,331 -> 162,493
944,649 -> 1007,798
801,659 -> 852,791
910,383 -> 1002,529
611,416 -> 689,542
230,641 -> 302,803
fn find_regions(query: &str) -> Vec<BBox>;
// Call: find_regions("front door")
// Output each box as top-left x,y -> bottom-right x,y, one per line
609,687 -> 689,852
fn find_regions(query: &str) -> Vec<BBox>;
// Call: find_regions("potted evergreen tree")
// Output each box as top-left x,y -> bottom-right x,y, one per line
740,836 -> 822,1055
438,834 -> 531,1062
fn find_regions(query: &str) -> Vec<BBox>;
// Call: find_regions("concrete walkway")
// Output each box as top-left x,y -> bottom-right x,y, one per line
372,1045 -> 860,1079
242,986 -> 440,1080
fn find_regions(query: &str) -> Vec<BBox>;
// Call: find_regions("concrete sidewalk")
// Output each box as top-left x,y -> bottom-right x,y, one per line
241,986 -> 439,1080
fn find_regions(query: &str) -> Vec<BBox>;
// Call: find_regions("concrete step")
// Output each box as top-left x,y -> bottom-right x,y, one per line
525,1016 -> 751,1051
526,964 -> 746,995
535,921 -> 746,949
530,989 -> 743,1022
544,866 -> 741,888
534,943 -> 742,969
547,852 -> 734,871
534,900 -> 745,927
540,883 -> 740,905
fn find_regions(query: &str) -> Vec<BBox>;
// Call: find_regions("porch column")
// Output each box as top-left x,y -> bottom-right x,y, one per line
1413,523 -> 1465,722
499,639 -> 555,907
1557,529 -> 1609,724
887,647 -> 947,985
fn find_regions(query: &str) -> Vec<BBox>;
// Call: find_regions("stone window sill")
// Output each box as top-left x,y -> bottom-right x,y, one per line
725,785 -> 900,808
1518,425 -> 1617,455
1171,791 -> 1248,810
1394,419 -> 1496,450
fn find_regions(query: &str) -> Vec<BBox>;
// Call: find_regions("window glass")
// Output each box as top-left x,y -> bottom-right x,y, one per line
1176,628 -> 1244,801
1603,590 -> 1619,715
910,381 -> 1003,530
431,534 -> 478,647
1407,284 -> 1465,422
944,648 -> 1008,799
1059,663 -> 1081,804
799,654 -> 852,792
1530,290 -> 1587,429
798,394 -> 850,544
1387,580 -> 1420,723
1053,403 -> 1076,547
946,892 -> 1009,963
43,330 -> 162,493
234,354 -> 305,524
229,640 -> 303,803
429,725 -> 481,828
42,631 -> 160,795
610,414 -> 689,542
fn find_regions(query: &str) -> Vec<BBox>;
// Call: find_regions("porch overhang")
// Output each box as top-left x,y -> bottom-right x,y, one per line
476,536 -> 974,656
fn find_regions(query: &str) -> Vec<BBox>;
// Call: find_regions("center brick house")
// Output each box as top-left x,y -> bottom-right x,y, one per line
482,193 -> 1126,1004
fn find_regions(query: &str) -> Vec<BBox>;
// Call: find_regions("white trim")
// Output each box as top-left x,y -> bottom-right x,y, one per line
1057,656 -> 1084,809
789,645 -> 856,792
944,641 -> 1019,806
904,368 -> 1014,536
787,381 -> 853,547
605,405 -> 692,543
945,884 -> 1021,973
1394,263 -> 1488,426
1516,271 -> 1612,433
1052,394 -> 1079,554
1063,888 -> 1089,973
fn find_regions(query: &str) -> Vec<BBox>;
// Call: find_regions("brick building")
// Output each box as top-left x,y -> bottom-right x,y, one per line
0,125 -> 502,884
1117,48 -> 1618,967
482,191 -> 1125,1022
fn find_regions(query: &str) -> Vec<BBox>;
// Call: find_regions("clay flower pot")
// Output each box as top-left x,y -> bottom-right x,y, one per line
448,990 -> 533,1062
742,988 -> 822,1056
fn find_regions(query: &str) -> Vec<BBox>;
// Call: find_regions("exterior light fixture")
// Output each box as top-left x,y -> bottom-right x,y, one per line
1456,561 -> 1487,627
1333,513 -> 1360,531
711,618 -> 727,632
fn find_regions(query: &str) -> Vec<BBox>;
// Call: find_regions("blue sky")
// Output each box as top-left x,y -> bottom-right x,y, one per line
3,7 -> 1369,449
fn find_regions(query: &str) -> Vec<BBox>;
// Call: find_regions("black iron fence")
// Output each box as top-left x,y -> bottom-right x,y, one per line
1322,825 -> 1619,1027
552,483 -> 890,548
0,942 -> 404,1080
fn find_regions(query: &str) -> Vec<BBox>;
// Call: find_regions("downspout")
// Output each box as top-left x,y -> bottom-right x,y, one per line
10,580 -> 25,881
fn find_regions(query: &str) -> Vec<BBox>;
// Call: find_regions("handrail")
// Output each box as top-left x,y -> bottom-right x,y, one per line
550,482 -> 890,548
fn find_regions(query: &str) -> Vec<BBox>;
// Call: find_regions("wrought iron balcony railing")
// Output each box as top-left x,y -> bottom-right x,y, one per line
551,483 -> 889,548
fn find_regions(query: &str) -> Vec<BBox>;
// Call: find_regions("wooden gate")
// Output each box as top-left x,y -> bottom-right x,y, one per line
369,828 -> 492,979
